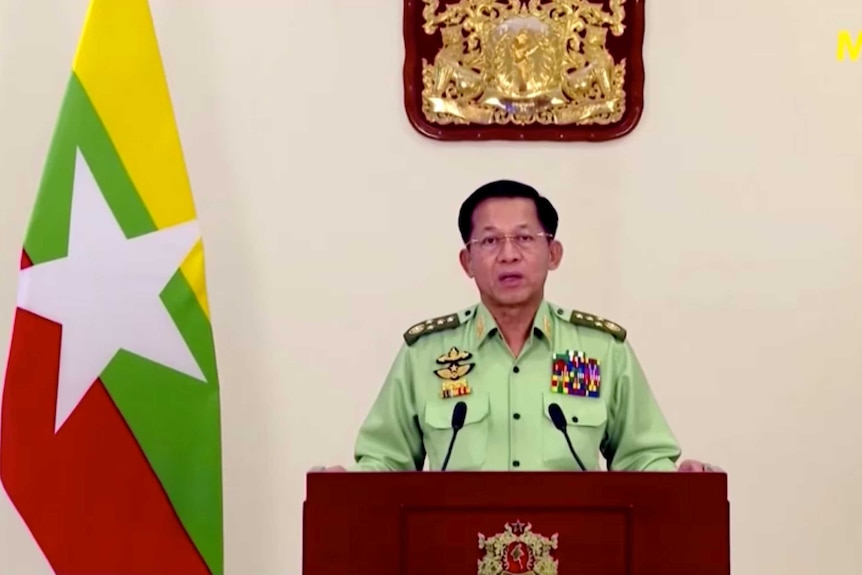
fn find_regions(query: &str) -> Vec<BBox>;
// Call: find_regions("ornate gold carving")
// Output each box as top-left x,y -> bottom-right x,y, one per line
478,520 -> 559,575
421,0 -> 628,127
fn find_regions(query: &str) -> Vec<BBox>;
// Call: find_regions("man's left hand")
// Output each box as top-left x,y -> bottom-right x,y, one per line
677,459 -> 723,473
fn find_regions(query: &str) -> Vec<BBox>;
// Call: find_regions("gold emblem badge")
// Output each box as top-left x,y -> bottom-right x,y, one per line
404,0 -> 643,142
478,521 -> 559,575
475,314 -> 485,339
434,347 -> 474,398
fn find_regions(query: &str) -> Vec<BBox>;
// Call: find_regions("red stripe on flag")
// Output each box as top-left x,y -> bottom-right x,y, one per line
0,308 -> 211,575
20,249 -> 32,270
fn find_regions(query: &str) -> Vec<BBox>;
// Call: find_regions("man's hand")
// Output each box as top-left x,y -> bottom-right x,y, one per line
309,465 -> 346,472
677,459 -> 723,473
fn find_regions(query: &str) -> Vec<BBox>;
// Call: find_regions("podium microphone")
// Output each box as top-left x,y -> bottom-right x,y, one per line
548,402 -> 587,471
440,401 -> 467,471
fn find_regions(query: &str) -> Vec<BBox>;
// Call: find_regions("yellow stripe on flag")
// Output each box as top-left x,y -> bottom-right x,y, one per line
72,0 -> 209,318
72,0 -> 194,229
181,240 -> 210,317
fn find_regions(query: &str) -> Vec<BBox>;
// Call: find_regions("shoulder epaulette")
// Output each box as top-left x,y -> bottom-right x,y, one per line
403,311 -> 462,345
564,308 -> 627,342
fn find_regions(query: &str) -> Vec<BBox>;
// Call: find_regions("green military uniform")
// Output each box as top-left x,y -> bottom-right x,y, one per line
351,300 -> 681,472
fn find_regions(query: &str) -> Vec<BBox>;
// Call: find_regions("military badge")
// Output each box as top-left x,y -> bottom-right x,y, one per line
551,350 -> 600,398
435,346 -> 474,398
478,520 -> 559,575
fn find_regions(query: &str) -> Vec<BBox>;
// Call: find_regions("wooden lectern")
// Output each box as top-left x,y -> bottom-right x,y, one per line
304,471 -> 730,574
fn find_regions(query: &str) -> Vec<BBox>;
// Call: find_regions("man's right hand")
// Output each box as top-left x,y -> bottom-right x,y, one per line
309,465 -> 346,472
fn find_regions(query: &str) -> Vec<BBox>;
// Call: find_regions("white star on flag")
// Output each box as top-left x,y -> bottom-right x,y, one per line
16,148 -> 206,432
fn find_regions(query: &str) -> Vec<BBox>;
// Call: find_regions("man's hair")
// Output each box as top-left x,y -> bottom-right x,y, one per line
457,179 -> 559,243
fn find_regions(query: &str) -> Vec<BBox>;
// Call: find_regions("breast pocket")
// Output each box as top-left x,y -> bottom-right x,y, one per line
541,393 -> 607,471
422,392 -> 491,471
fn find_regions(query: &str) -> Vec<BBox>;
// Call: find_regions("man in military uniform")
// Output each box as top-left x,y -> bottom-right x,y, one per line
320,180 -> 719,473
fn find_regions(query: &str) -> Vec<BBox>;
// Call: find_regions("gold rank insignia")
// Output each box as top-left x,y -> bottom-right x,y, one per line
403,312 -> 461,345
559,307 -> 627,342
478,520 -> 559,575
434,347 -> 474,399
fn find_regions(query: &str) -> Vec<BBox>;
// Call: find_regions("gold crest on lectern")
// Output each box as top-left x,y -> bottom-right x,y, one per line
477,520 -> 559,575
403,0 -> 645,142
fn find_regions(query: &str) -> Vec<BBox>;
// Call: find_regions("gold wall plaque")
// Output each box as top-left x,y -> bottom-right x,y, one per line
403,0 -> 645,141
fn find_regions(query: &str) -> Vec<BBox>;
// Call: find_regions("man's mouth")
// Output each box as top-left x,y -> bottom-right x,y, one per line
498,272 -> 524,285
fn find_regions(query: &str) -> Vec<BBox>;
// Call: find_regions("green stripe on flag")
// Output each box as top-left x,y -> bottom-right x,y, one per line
162,269 -> 220,386
24,74 -> 156,264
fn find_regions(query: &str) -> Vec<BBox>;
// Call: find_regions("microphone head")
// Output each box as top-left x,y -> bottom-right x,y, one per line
452,401 -> 468,429
548,402 -> 567,431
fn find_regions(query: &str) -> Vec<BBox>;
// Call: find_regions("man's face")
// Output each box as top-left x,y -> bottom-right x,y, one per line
459,197 -> 563,307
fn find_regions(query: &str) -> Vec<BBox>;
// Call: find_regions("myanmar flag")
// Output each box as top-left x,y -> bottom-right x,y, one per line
0,2 -> 223,574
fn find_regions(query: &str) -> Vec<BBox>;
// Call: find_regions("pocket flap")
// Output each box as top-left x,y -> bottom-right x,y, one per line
424,393 -> 490,430
542,393 -> 607,427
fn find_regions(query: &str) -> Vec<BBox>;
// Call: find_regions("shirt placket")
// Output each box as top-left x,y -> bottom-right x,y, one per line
507,332 -> 542,471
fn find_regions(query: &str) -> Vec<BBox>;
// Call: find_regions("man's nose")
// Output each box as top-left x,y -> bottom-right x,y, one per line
496,237 -> 521,261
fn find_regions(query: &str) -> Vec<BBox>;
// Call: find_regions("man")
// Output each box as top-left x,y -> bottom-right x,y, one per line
320,180 -> 718,473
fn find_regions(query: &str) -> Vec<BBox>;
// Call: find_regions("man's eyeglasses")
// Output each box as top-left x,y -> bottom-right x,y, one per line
466,232 -> 553,255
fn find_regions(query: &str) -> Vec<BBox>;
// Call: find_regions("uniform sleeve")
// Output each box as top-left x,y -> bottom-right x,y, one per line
350,343 -> 426,471
601,339 -> 681,471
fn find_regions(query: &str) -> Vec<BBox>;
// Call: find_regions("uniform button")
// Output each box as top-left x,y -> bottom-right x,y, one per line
513,366 -> 520,373
571,416 -> 579,423
512,460 -> 521,467
513,413 -> 521,420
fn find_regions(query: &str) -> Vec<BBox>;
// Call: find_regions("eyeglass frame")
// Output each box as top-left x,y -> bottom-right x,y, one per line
465,231 -> 555,254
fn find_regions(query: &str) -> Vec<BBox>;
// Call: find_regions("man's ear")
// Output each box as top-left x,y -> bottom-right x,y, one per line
548,240 -> 563,271
459,248 -> 474,278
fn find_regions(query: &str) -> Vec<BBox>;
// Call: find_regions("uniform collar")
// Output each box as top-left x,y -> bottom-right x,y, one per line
470,300 -> 556,349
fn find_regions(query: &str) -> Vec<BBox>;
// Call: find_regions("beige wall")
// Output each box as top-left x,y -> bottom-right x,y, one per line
1,0 -> 861,573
